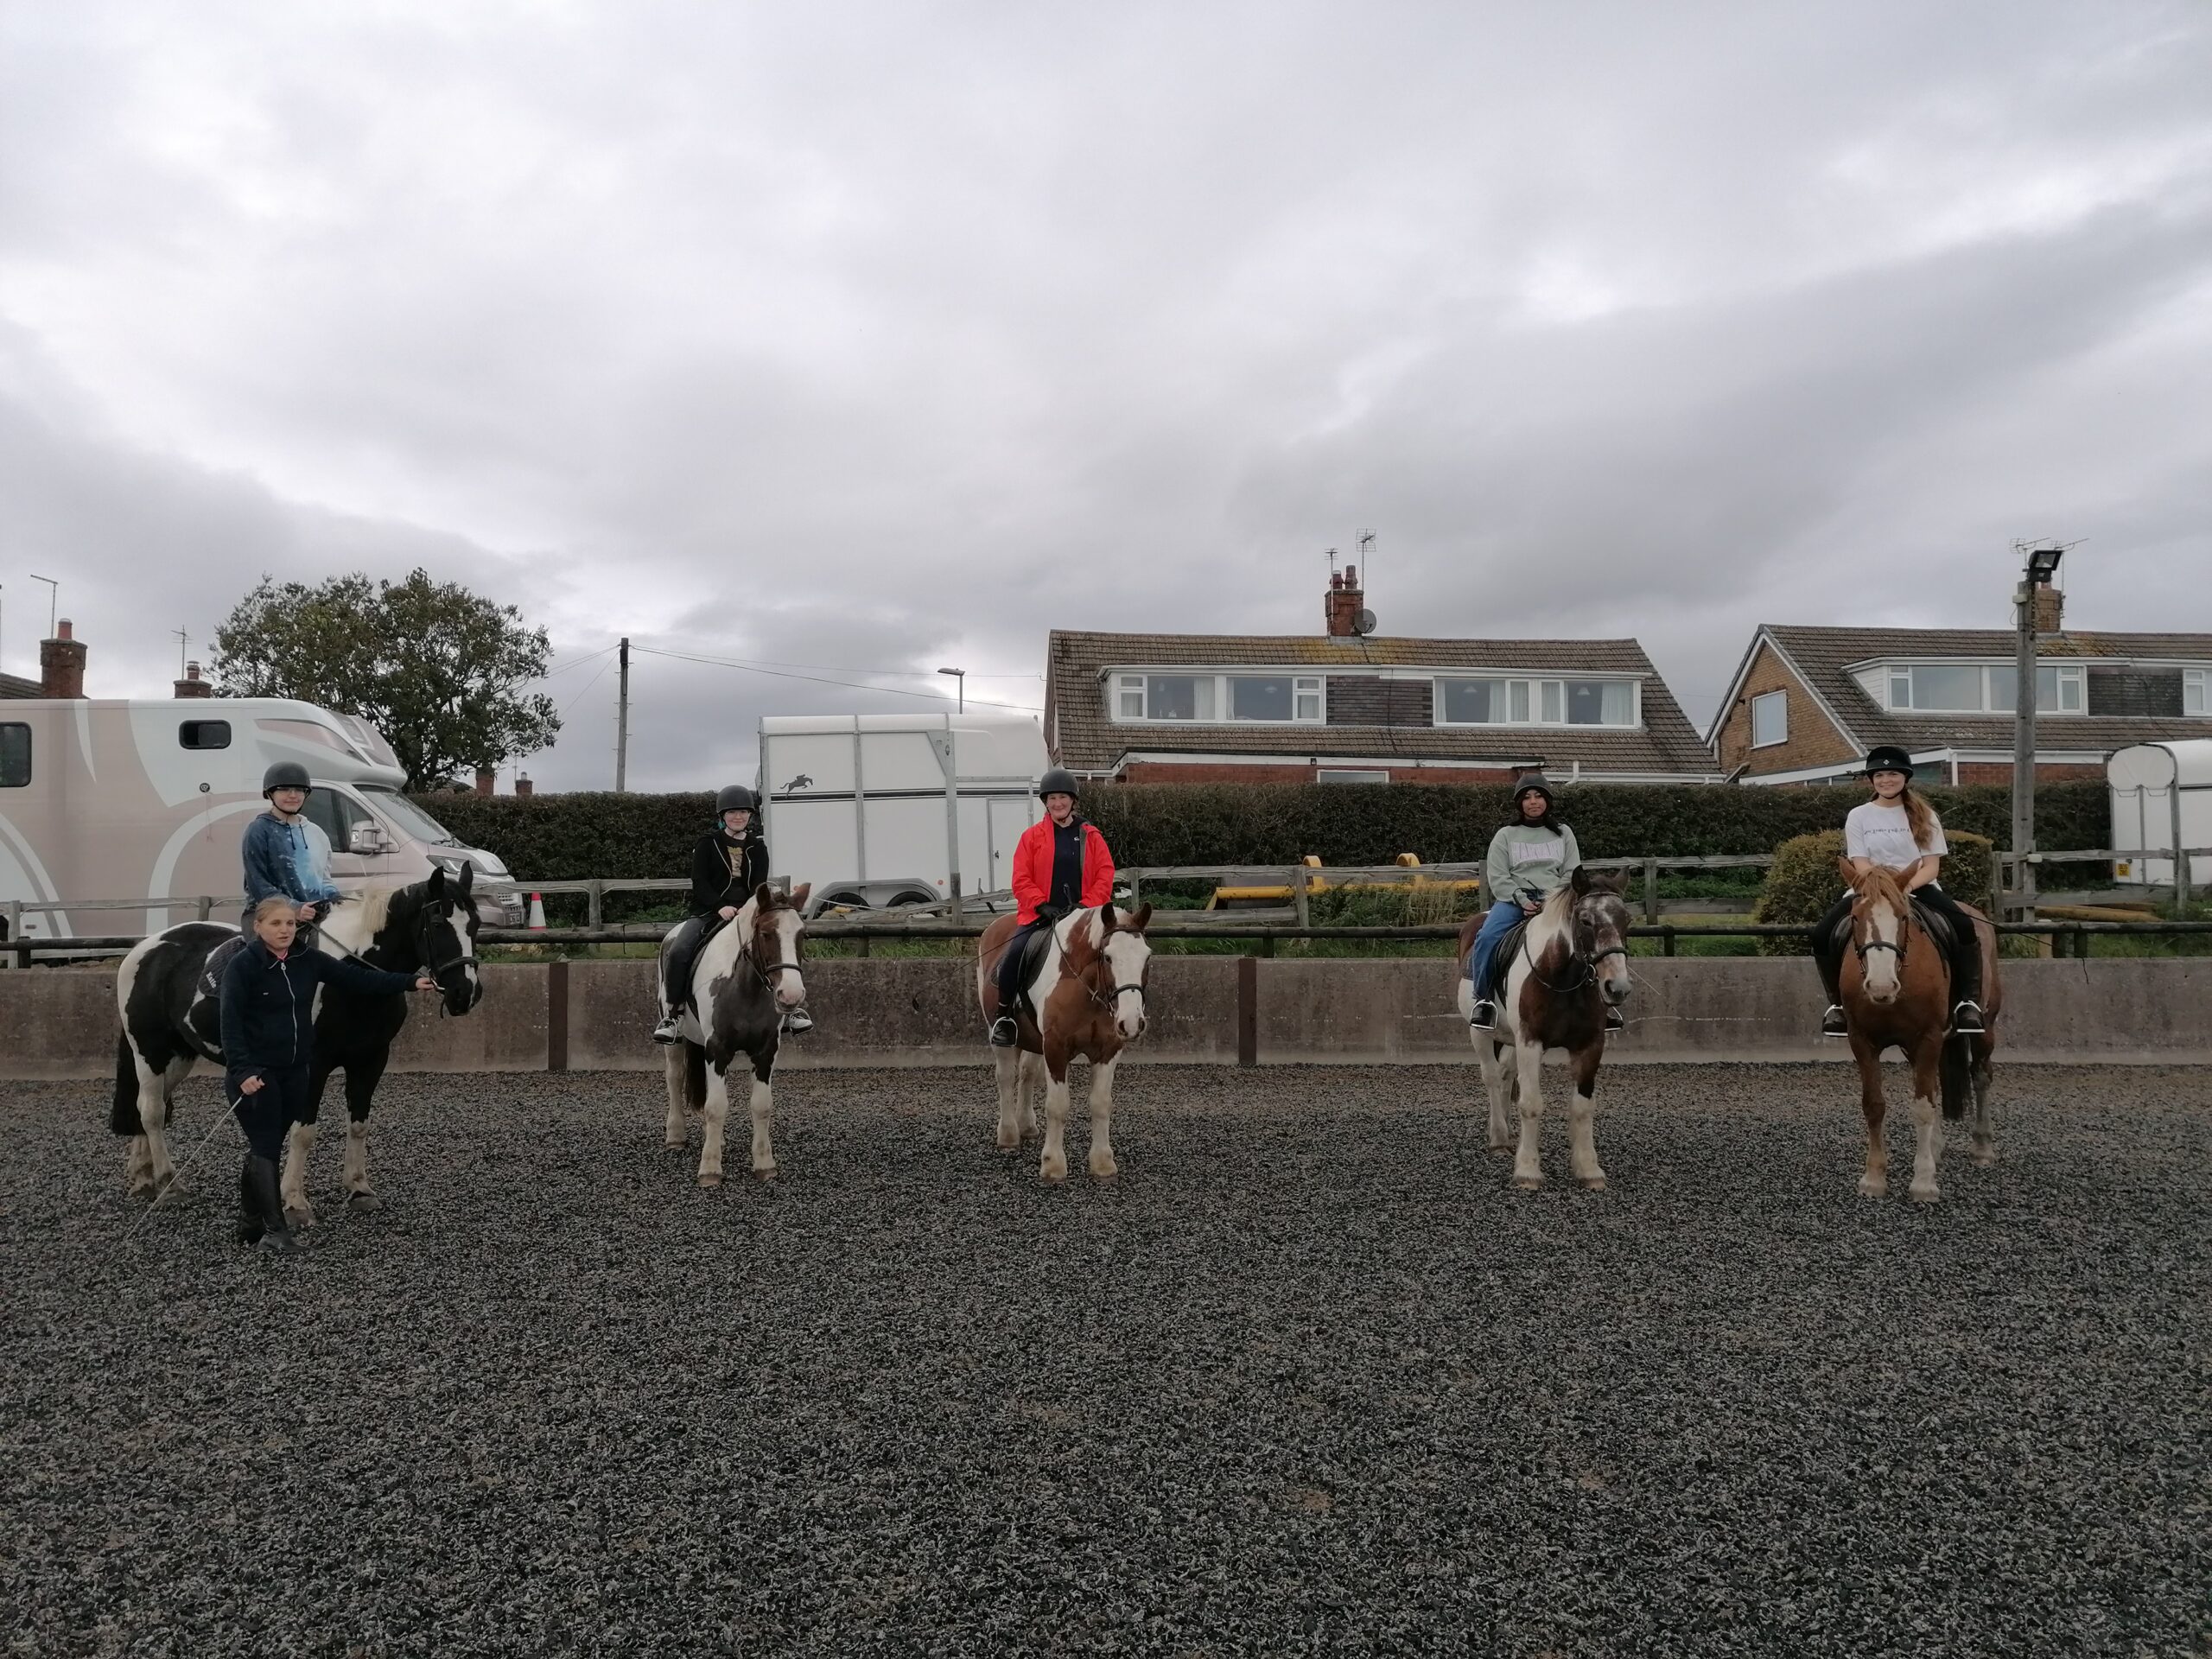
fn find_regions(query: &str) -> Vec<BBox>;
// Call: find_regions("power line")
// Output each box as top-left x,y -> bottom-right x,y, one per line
629,645 -> 1043,712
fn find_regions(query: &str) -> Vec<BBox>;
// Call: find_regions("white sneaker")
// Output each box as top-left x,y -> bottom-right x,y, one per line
651,1014 -> 683,1046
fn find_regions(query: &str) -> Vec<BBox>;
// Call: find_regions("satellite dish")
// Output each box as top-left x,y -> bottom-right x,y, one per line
1351,608 -> 1377,636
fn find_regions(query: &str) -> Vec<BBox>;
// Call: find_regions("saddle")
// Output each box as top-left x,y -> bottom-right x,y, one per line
1830,897 -> 1955,954
664,913 -> 733,1010
1002,925 -> 1058,1016
1468,916 -> 1533,1001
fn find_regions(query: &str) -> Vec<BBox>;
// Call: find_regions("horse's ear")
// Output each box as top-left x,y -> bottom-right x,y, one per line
1834,856 -> 1859,887
1888,863 -> 1919,886
426,867 -> 447,903
455,862 -> 474,894
1571,866 -> 1592,896
789,882 -> 810,911
752,882 -> 776,911
1099,900 -> 1118,933
1130,901 -> 1153,933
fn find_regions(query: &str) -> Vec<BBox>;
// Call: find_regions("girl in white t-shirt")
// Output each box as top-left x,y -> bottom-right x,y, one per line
1813,747 -> 1986,1036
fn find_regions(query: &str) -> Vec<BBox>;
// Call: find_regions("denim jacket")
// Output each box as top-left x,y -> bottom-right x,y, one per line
242,811 -> 343,912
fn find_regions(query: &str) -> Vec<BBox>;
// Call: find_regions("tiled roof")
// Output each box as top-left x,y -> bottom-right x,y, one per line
1046,630 -> 1719,777
1765,626 -> 2212,754
0,672 -> 41,701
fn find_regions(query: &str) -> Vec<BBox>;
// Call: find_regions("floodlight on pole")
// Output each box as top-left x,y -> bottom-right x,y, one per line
938,667 -> 966,712
2010,541 -> 2069,921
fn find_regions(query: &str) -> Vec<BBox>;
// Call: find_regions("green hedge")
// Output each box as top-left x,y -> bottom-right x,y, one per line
1751,829 -> 1998,957
416,780 -> 2110,884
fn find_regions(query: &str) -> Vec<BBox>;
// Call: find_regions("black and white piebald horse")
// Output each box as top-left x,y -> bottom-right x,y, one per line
658,881 -> 810,1185
111,868 -> 483,1222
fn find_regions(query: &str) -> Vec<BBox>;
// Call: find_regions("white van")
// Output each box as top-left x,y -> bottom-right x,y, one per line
0,696 -> 524,941
760,712 -> 1047,913
2107,739 -> 2212,890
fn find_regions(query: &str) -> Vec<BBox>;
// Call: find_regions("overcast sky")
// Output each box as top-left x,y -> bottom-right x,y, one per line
3,1 -> 2206,790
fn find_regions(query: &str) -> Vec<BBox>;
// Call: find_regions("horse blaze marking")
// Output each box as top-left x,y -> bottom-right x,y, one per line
1237,955 -> 1257,1068
546,959 -> 569,1072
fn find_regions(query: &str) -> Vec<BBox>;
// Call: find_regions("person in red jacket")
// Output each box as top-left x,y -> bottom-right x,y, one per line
990,767 -> 1116,1046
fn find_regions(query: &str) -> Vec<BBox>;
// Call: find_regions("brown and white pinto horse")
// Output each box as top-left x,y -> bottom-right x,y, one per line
1453,869 -> 1634,1191
1834,860 -> 2000,1202
658,882 -> 810,1185
976,902 -> 1154,1183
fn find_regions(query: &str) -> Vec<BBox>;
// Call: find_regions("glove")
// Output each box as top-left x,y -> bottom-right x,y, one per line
1034,903 -> 1061,925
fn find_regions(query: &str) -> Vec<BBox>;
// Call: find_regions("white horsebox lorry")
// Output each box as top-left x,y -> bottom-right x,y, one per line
2107,738 -> 2212,891
0,696 -> 524,944
759,712 -> 1047,914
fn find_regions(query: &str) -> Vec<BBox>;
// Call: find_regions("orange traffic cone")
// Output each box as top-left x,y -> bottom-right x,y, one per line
526,893 -> 548,930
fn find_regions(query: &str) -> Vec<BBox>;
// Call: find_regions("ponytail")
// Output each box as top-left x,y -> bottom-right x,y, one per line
1900,785 -> 1939,854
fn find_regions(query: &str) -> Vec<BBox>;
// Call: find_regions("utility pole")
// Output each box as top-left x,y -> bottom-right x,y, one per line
614,636 -> 631,792
2011,543 -> 2065,920
938,666 -> 966,712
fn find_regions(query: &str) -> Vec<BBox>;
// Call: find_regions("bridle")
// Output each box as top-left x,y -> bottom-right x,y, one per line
1073,921 -> 1147,1019
743,909 -> 805,994
1519,897 -> 1630,995
415,906 -> 481,1016
1850,887 -> 1913,969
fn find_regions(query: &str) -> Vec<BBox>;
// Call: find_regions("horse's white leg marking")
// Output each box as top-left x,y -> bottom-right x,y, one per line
1039,1065 -> 1071,1184
993,1047 -> 1023,1151
1908,1090 -> 1942,1203
1567,1077 -> 1605,1191
697,1063 -> 729,1187
1476,1038 -> 1511,1154
1087,1055 -> 1119,1179
125,1134 -> 153,1196
748,1073 -> 776,1179
1511,1039 -> 1547,1191
282,1122 -> 318,1226
134,1056 -> 175,1192
1019,1051 -> 1046,1136
341,1120 -> 372,1198
1971,1052 -> 1997,1167
663,1048 -> 690,1149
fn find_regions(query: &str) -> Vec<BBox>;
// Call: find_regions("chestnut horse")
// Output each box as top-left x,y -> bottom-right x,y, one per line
1452,868 -> 1635,1191
1833,860 -> 2000,1202
975,902 -> 1153,1183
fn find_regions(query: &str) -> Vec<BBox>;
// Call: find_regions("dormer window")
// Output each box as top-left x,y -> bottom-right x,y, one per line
2187,669 -> 2209,716
1433,676 -> 1637,728
1112,671 -> 1324,723
1870,662 -> 2083,714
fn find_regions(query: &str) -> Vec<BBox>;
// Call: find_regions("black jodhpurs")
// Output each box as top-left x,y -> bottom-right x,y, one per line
231,1065 -> 311,1160
1814,884 -> 1982,1007
996,921 -> 1049,1013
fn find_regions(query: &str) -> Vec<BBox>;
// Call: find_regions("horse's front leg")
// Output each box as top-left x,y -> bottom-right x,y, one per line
1020,1052 -> 1046,1138
993,1046 -> 1023,1151
1087,1052 -> 1120,1179
1970,1035 -> 1998,1168
1511,1039 -> 1547,1192
1476,1034 -> 1512,1155
1907,1037 -> 1944,1203
1567,1041 -> 1606,1192
663,1047 -> 690,1149
1039,1047 -> 1073,1184
747,1046 -> 778,1180
697,1061 -> 730,1188
1849,1032 -> 1888,1198
131,1056 -> 178,1194
281,1121 -> 318,1228
337,1056 -> 385,1213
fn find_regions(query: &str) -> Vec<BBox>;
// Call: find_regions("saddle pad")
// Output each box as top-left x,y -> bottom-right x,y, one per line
198,933 -> 249,1001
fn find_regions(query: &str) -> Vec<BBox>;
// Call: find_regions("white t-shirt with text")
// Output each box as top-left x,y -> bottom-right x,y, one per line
1845,800 -> 1947,873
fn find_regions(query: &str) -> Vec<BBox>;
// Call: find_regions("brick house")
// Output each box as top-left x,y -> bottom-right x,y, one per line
1710,594 -> 2212,785
1043,568 -> 1720,785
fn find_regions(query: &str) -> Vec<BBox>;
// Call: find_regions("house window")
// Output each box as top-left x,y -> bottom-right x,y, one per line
1317,768 -> 1389,785
1434,676 -> 1637,728
0,723 -> 27,787
2184,669 -> 2207,716
1750,690 -> 1788,748
1885,663 -> 2083,714
179,720 -> 232,750
1112,672 -> 1321,723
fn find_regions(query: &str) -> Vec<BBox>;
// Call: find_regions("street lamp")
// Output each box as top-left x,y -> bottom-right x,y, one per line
937,666 -> 965,712
2011,543 -> 2066,920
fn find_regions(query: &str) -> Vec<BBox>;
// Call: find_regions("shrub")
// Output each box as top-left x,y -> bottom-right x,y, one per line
1752,829 -> 1998,957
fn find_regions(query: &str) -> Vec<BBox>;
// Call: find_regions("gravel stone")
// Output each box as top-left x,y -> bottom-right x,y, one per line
2,1063 -> 2205,1657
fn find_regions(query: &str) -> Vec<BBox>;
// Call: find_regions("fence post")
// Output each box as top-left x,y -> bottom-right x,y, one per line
1643,857 -> 1659,925
1293,866 -> 1310,930
1662,926 -> 1676,958
587,880 -> 604,930
1989,846 -> 2006,917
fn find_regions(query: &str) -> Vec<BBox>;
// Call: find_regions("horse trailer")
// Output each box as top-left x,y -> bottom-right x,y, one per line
0,696 -> 524,944
2107,739 -> 2212,892
759,712 -> 1047,914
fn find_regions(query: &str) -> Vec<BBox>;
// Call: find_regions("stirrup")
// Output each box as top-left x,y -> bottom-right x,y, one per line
651,1015 -> 683,1046
782,1009 -> 814,1035
1603,1007 -> 1625,1033
988,1014 -> 1019,1047
1950,1001 -> 1986,1033
1467,999 -> 1497,1031
1820,1005 -> 1847,1038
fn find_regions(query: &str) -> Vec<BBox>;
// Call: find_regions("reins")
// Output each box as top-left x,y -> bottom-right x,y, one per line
1517,901 -> 1629,996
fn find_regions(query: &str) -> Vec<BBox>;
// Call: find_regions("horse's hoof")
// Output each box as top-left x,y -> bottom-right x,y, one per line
1578,1176 -> 1606,1192
283,1205 -> 315,1229
1858,1178 -> 1887,1198
127,1179 -> 156,1200
1909,1185 -> 1940,1205
995,1130 -> 1021,1153
1039,1159 -> 1069,1185
1487,1141 -> 1511,1157
753,1164 -> 777,1182
1511,1175 -> 1543,1192
696,1173 -> 722,1189
1974,1149 -> 1998,1168
1088,1153 -> 1119,1180
345,1192 -> 382,1215
664,1138 -> 687,1153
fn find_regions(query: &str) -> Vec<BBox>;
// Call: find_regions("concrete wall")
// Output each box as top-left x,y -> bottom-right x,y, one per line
10,955 -> 2210,1079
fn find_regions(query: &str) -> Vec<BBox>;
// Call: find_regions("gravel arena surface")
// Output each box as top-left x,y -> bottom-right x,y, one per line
3,1063 -> 2208,1658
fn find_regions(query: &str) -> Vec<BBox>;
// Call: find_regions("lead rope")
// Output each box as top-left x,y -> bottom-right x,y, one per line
127,1096 -> 244,1239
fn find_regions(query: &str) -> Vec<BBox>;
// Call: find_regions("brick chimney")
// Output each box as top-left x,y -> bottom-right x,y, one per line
513,773 -> 534,798
474,766 -> 496,797
2031,584 -> 2064,636
1325,564 -> 1364,638
174,660 -> 214,699
41,620 -> 87,699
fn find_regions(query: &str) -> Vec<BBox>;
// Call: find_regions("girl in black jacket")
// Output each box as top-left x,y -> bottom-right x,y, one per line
654,786 -> 811,1040
220,897 -> 433,1252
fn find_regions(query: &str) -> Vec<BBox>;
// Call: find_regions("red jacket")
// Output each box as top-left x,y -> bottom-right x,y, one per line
1012,817 -> 1115,925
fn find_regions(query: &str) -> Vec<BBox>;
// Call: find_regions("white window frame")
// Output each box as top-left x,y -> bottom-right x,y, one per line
2186,669 -> 2209,717
1749,690 -> 1788,748
1431,675 -> 1642,729
1876,660 -> 2085,715
1316,768 -> 1390,785
1109,670 -> 1326,725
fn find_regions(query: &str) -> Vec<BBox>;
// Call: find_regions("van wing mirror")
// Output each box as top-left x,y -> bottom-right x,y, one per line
349,823 -> 388,855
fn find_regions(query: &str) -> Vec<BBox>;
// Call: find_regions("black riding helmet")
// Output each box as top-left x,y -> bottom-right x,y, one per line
262,761 -> 312,798
715,784 -> 760,817
1862,746 -> 1916,779
1037,767 -> 1080,802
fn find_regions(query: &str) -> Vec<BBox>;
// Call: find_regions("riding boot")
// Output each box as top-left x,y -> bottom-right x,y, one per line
652,1011 -> 683,1045
1815,951 -> 1847,1036
1949,939 -> 1987,1033
782,1007 -> 815,1035
233,1156 -> 266,1245
1604,1006 -> 1625,1034
245,1154 -> 308,1255
989,1013 -> 1020,1046
1467,999 -> 1497,1031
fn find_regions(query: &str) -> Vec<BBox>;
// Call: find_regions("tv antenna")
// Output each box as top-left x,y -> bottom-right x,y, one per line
174,629 -> 191,676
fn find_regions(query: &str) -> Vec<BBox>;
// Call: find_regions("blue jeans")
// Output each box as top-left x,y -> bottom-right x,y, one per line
1465,902 -> 1527,998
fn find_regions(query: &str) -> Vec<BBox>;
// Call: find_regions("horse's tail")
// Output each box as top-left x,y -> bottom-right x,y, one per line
1940,1032 -> 1972,1121
110,1033 -> 143,1136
